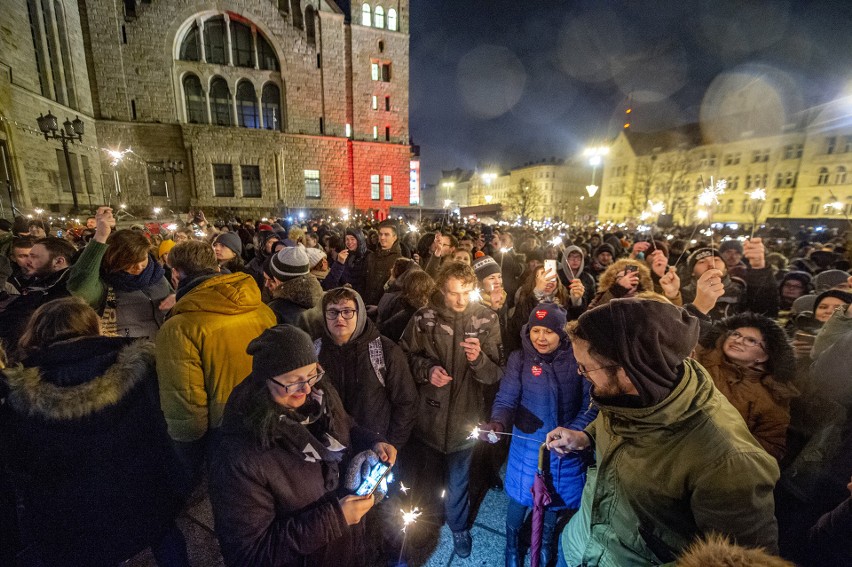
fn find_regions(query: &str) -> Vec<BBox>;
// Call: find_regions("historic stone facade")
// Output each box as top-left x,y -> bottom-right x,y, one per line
0,0 -> 411,217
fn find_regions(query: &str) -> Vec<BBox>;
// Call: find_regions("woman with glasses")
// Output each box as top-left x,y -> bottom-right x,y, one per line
210,324 -> 396,567
694,312 -> 798,460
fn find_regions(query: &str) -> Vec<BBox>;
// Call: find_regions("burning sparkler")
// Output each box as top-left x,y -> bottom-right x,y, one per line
399,482 -> 409,495
748,188 -> 767,238
468,426 -> 540,443
401,507 -> 422,533
468,288 -> 482,302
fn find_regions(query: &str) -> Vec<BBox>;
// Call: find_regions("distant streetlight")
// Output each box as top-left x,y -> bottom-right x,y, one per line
37,111 -> 85,212
443,198 -> 452,209
484,195 -> 493,204
582,145 -> 609,200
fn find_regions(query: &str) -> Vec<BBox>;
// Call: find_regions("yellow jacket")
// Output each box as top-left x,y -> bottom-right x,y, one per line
156,272 -> 276,442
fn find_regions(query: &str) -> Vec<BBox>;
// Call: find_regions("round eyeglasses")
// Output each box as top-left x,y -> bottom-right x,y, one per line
728,330 -> 765,351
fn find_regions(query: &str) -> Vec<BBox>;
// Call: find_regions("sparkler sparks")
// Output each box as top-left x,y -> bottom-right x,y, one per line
401,507 -> 422,533
748,188 -> 767,201
697,178 -> 726,208
399,482 -> 409,495
468,288 -> 482,302
105,147 -> 132,167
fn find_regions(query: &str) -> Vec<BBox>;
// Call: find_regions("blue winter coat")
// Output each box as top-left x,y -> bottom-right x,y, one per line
490,326 -> 597,509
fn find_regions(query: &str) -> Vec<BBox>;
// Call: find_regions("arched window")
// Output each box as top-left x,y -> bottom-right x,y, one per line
305,6 -> 316,46
54,0 -> 77,109
808,197 -> 821,215
209,77 -> 232,126
261,83 -> 281,131
231,21 -> 253,67
374,6 -> 384,28
257,34 -> 279,71
41,0 -> 64,105
361,3 -> 371,26
180,22 -> 201,61
183,74 -> 207,124
236,81 -> 258,128
291,0 -> 303,29
204,17 -> 227,64
387,8 -> 397,30
835,166 -> 847,185
26,0 -> 50,98
817,167 -> 830,185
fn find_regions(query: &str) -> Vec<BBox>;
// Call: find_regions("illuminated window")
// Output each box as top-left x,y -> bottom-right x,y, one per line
371,174 -> 380,199
361,3 -> 371,26
345,123 -> 352,137
209,77 -> 232,126
372,95 -> 378,110
373,126 -> 378,140
261,83 -> 281,130
371,62 -> 379,81
374,6 -> 384,28
383,175 -> 392,200
387,8 -> 397,30
305,169 -> 321,198
183,74 -> 207,124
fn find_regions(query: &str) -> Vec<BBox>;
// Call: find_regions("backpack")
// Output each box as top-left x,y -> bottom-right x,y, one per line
314,336 -> 387,386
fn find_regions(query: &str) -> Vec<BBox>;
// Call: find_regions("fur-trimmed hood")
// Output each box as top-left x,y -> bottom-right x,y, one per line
269,273 -> 323,308
699,312 -> 796,383
598,258 -> 654,293
4,338 -> 155,421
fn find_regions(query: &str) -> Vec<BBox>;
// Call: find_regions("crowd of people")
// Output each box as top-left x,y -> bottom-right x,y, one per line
0,207 -> 850,567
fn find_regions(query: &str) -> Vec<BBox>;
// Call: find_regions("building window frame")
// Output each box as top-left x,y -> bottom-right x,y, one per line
304,169 -> 321,199
213,163 -> 235,197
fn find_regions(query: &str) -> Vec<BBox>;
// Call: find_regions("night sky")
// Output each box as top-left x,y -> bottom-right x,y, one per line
409,0 -> 852,185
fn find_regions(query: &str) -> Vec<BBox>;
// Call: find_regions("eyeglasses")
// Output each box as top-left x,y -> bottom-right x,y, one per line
728,330 -> 765,351
268,367 -> 325,394
577,363 -> 620,377
325,308 -> 356,320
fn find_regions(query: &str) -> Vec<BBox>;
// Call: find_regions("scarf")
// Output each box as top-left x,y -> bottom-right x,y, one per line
102,254 -> 165,293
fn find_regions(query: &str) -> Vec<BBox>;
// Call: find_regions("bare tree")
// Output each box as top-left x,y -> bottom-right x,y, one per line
506,177 -> 542,222
627,147 -> 693,221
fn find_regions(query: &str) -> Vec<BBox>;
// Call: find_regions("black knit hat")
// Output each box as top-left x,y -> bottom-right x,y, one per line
247,325 -> 318,382
687,247 -> 722,274
594,243 -> 616,259
814,289 -> 852,312
576,298 -> 699,406
527,302 -> 567,339
472,255 -> 501,281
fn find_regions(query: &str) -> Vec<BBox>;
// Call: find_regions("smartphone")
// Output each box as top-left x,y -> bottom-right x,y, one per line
355,462 -> 392,497
544,259 -> 557,276
624,265 -> 639,274
794,331 -> 816,345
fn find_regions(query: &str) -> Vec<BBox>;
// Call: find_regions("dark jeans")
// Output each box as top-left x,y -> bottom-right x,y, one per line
404,440 -> 474,533
445,447 -> 474,532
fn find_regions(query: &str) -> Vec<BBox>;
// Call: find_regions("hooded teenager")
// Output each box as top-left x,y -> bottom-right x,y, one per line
323,227 -> 368,296
557,245 -> 596,319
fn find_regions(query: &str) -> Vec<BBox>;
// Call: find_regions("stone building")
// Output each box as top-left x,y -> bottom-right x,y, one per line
597,101 -> 852,225
0,0 -> 412,218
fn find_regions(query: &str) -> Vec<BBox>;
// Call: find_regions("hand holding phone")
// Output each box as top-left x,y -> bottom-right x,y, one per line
355,461 -> 393,497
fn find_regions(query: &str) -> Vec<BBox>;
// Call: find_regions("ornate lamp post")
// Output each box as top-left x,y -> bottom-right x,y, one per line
160,159 -> 185,205
36,111 -> 84,212
583,145 -> 609,199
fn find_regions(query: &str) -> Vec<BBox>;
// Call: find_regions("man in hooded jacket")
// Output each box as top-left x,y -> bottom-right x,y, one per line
546,298 -> 779,566
557,245 -> 596,320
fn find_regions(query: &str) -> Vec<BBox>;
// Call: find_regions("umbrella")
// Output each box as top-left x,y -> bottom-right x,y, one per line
530,442 -> 553,567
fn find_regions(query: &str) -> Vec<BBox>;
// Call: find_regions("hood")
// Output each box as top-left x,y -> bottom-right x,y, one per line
598,258 -> 654,293
270,274 -> 323,309
345,226 -> 368,258
172,272 -> 265,316
322,288 -> 371,343
4,340 -> 154,421
560,245 -> 585,280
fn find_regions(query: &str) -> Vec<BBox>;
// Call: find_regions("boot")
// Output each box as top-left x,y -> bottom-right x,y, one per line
539,518 -> 557,567
505,524 -> 521,567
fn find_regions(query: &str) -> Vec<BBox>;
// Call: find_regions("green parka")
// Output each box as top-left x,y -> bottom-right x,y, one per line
562,359 -> 779,566
400,292 -> 503,454
156,272 -> 276,443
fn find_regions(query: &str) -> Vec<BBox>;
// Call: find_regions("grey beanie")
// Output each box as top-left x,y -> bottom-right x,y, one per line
247,325 -> 318,382
269,246 -> 310,280
813,269 -> 850,293
214,232 -> 242,256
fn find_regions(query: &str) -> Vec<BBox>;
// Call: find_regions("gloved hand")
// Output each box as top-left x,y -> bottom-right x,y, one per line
345,450 -> 389,503
477,421 -> 504,444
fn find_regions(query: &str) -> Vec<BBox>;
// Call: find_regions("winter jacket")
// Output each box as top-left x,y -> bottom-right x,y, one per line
317,295 -> 417,448
267,274 -> 324,337
0,338 -> 185,567
694,342 -> 797,461
558,245 -> 597,319
400,292 -> 504,454
681,267 -> 779,320
0,267 -> 71,359
562,359 -> 780,566
804,497 -> 852,567
363,240 -> 402,305
156,272 -> 276,443
490,328 -> 596,509
210,374 -> 381,567
66,240 -> 172,340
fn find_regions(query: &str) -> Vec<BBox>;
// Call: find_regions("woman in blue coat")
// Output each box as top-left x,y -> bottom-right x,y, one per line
480,302 -> 596,567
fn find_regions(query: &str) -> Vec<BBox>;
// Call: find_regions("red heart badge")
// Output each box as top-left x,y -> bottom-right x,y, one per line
531,365 -> 542,376
535,310 -> 547,320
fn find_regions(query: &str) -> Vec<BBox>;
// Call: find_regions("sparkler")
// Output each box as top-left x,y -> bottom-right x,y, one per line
400,507 -> 422,533
468,426 -> 540,443
399,482 -> 409,495
468,288 -> 482,302
748,188 -> 767,239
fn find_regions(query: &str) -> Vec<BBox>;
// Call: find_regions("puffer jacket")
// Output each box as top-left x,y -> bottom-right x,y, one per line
490,327 -> 596,509
156,272 -> 276,443
400,291 -> 503,454
562,359 -> 780,566
363,240 -> 402,306
1,337 -> 185,567
210,374 -> 382,567
317,293 -> 417,448
694,342 -> 798,461
267,274 -> 324,338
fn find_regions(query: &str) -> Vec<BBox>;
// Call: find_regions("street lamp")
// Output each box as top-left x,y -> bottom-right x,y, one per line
484,195 -> 493,204
442,181 -> 455,206
37,111 -> 84,212
160,159 -> 185,205
583,145 -> 609,199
